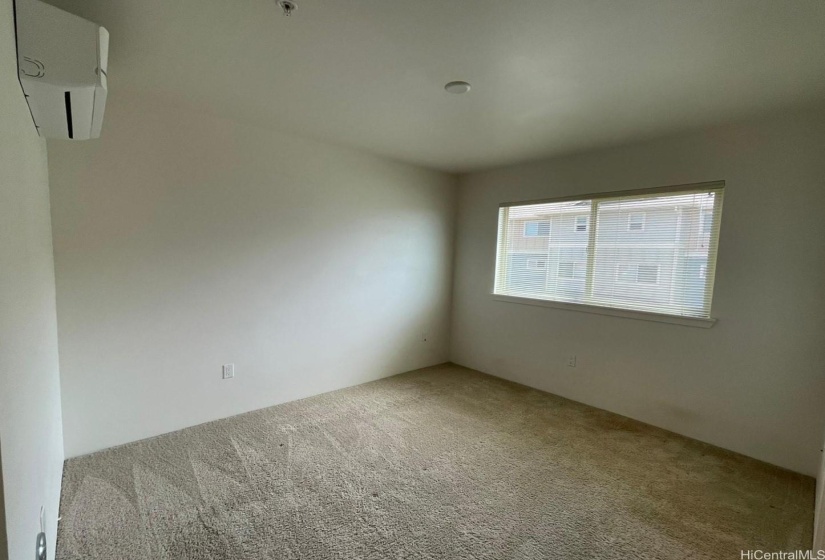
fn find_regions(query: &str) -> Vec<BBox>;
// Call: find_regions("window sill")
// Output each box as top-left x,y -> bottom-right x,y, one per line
492,294 -> 717,328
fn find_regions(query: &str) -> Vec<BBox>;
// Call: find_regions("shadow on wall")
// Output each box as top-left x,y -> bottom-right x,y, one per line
816,431 -> 825,552
0,440 -> 8,560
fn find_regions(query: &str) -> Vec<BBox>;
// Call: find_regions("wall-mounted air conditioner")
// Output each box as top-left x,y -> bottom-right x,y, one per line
14,0 -> 109,140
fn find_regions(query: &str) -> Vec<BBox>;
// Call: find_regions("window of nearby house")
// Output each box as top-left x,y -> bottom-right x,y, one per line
558,262 -> 586,280
523,220 -> 550,237
494,183 -> 724,321
616,264 -> 660,285
628,212 -> 646,232
526,258 -> 548,271
637,264 -> 660,284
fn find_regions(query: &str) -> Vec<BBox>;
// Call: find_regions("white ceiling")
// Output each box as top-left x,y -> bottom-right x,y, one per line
46,0 -> 825,172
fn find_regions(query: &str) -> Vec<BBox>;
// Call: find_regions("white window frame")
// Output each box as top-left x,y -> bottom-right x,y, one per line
493,181 -> 724,328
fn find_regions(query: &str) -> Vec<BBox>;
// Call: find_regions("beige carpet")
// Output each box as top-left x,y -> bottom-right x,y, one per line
56,364 -> 813,559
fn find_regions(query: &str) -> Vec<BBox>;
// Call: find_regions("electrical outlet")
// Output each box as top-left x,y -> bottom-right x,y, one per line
566,356 -> 577,368
222,364 -> 235,379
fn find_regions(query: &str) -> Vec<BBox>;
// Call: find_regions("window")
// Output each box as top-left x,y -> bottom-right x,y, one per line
628,213 -> 646,232
637,264 -> 660,284
526,258 -> 547,271
494,183 -> 724,319
700,209 -> 713,234
523,220 -> 550,237
616,264 -> 660,285
558,262 -> 586,280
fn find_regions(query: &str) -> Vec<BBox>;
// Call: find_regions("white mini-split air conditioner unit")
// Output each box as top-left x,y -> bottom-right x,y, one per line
14,0 -> 109,140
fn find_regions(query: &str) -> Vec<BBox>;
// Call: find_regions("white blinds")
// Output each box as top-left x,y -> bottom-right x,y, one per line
494,184 -> 724,319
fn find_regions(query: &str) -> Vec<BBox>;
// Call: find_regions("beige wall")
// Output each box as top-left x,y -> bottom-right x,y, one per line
451,105 -> 825,476
48,91 -> 457,458
0,1 -> 65,558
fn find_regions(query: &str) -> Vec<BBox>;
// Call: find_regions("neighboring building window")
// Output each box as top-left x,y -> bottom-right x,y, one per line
558,262 -> 586,280
523,220 -> 550,237
494,184 -> 724,319
628,212 -> 646,232
574,215 -> 589,232
616,264 -> 660,285
637,264 -> 660,284
526,258 -> 547,271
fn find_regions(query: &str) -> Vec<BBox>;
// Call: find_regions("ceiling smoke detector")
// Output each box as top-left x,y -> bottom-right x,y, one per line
277,1 -> 296,16
445,81 -> 471,94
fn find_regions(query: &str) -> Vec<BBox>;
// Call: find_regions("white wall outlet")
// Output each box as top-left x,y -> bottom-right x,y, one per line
566,356 -> 577,368
222,364 -> 235,379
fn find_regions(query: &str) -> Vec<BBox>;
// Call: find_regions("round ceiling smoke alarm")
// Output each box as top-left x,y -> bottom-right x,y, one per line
444,81 -> 471,94
278,1 -> 296,16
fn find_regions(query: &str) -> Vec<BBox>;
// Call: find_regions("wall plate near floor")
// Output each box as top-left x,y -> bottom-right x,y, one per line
36,532 -> 47,560
222,364 -> 235,379
36,506 -> 47,560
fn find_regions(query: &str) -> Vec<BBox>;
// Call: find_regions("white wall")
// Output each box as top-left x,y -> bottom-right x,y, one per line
451,106 -> 825,476
0,445 -> 6,560
48,91 -> 457,458
0,0 -> 65,558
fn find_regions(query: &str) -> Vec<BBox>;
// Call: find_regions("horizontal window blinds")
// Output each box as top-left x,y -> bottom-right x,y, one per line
494,184 -> 724,319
